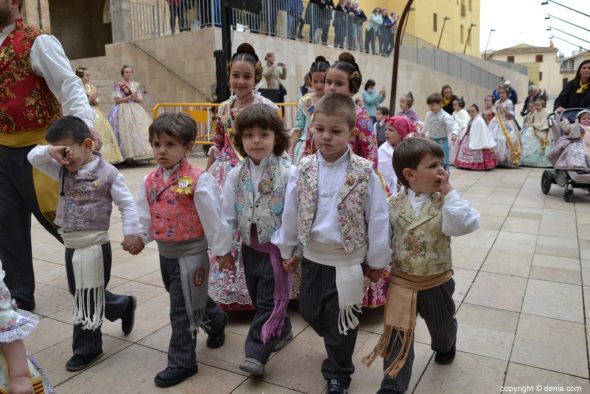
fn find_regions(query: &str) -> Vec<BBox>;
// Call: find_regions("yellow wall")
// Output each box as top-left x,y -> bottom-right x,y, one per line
359,0 -> 480,57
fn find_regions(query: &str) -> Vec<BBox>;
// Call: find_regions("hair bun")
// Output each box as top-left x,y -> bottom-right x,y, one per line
315,55 -> 328,63
237,43 -> 256,57
338,52 -> 356,65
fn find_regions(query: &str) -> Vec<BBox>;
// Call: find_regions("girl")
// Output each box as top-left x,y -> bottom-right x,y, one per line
397,91 -> 420,124
521,99 -> 551,167
454,104 -> 497,170
76,65 -> 123,164
489,85 -> 521,167
207,43 -> 278,311
362,79 -> 386,123
304,52 -> 378,168
289,56 -> 329,165
378,115 -> 416,194
107,65 -> 153,162
450,97 -> 470,163
483,95 -> 496,125
441,84 -> 458,115
0,269 -> 54,393
222,104 -> 294,377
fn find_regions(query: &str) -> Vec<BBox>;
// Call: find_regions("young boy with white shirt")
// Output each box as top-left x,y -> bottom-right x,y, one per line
422,93 -> 461,170
27,116 -> 139,372
273,93 -> 391,394
363,138 -> 480,394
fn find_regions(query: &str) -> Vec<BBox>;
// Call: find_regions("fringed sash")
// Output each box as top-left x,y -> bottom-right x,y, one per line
363,270 -> 452,378
497,114 -> 521,166
533,127 -> 551,153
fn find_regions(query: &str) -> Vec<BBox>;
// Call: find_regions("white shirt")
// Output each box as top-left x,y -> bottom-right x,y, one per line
0,23 -> 94,128
406,189 -> 480,237
378,142 -> 398,195
27,145 -> 140,236
136,163 -> 233,257
424,109 -> 461,139
271,149 -> 391,269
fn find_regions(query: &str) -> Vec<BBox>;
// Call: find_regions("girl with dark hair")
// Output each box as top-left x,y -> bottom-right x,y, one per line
397,91 -> 420,124
362,78 -> 386,123
488,86 -> 521,167
454,104 -> 497,170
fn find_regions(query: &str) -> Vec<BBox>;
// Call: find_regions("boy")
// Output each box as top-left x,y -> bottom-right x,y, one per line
27,116 -> 139,372
422,93 -> 461,170
363,138 -> 480,394
136,113 -> 233,388
272,93 -> 391,394
374,106 -> 390,146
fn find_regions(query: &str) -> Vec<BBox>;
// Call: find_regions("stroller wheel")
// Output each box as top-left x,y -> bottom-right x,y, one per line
564,188 -> 574,202
541,170 -> 553,194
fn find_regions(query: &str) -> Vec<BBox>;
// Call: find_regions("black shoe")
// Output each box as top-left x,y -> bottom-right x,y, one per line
15,298 -> 35,312
206,311 -> 228,349
434,343 -> 456,365
377,389 -> 405,394
327,379 -> 348,394
121,296 -> 136,336
154,366 -> 198,388
65,351 -> 103,372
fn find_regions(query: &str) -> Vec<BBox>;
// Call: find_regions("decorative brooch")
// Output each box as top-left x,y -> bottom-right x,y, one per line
91,180 -> 100,189
176,176 -> 193,194
258,178 -> 273,194
346,175 -> 356,186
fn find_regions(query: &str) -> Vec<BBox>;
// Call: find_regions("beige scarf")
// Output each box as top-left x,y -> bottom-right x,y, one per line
363,270 -> 453,378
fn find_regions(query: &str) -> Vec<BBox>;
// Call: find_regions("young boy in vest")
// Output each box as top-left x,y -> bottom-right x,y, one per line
272,93 -> 391,394
422,93 -> 461,170
27,116 -> 139,372
363,138 -> 480,394
374,106 -> 389,146
136,112 -> 234,388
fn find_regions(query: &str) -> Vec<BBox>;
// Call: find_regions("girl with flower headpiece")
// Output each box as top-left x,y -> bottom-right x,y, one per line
378,115 -> 416,194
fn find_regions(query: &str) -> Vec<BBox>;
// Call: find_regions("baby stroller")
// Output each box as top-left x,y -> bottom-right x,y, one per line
541,108 -> 590,202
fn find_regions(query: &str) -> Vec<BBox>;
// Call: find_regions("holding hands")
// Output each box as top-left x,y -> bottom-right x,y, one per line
217,253 -> 235,270
282,256 -> 300,273
122,236 -> 144,255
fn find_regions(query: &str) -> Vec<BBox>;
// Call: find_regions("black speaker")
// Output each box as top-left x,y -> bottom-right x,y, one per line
222,0 -> 262,14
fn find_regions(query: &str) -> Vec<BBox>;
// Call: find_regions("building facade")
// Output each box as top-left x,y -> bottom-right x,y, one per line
560,51 -> 590,89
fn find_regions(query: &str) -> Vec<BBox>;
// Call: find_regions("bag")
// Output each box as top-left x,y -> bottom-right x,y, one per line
279,84 -> 287,97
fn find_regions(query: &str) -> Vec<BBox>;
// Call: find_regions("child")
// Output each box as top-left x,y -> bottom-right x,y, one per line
453,104 -> 497,170
489,85 -> 521,168
450,97 -> 470,164
363,137 -> 480,394
289,56 -> 330,165
521,99 -> 551,167
28,116 -> 139,372
548,110 -> 590,171
0,268 -> 54,393
483,95 -> 495,125
136,113 -> 234,388
522,101 -> 535,130
397,92 -> 420,124
374,106 -> 390,146
273,93 -> 391,393
422,93 -> 461,170
378,116 -> 415,194
221,104 -> 294,376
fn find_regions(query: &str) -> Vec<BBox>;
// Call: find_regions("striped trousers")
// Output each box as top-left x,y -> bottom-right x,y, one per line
379,278 -> 457,392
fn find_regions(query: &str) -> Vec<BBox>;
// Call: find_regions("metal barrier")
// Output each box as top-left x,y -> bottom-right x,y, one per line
152,101 -> 297,146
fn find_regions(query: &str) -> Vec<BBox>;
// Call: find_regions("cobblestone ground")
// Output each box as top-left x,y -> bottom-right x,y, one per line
27,154 -> 590,393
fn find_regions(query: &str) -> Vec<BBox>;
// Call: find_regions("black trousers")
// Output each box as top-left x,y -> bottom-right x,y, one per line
380,279 -> 457,392
65,242 -> 131,356
160,254 -> 226,369
0,144 -> 62,308
242,243 -> 291,364
299,258 -> 359,387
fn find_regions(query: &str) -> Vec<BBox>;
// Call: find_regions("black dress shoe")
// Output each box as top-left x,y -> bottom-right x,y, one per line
434,343 -> 456,365
65,351 -> 103,372
15,298 -> 35,312
154,366 -> 198,388
206,311 -> 228,349
327,379 -> 348,394
121,296 -> 136,336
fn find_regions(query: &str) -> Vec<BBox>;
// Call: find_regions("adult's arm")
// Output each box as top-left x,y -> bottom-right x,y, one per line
554,80 -> 574,111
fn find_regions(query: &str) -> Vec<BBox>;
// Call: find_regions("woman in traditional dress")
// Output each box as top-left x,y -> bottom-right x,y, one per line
206,43 -> 278,310
488,85 -> 521,167
520,98 -> 552,167
454,104 -> 497,170
107,65 -> 153,162
75,65 -> 123,164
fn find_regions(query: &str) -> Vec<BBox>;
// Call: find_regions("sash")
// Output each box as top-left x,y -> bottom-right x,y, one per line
497,114 -> 521,166
533,127 -> 551,154
116,81 -> 134,97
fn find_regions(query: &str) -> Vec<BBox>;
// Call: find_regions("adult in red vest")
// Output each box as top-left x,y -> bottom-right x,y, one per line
0,0 -> 98,311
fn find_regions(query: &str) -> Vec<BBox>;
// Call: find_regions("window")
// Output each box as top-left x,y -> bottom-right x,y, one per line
536,54 -> 543,62
461,0 -> 466,16
539,71 -> 543,81
460,25 -> 464,43
433,13 -> 437,32
507,56 -> 515,63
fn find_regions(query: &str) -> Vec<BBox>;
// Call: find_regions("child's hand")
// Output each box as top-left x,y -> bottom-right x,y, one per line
282,256 -> 300,273
8,376 -> 33,394
48,145 -> 72,166
122,236 -> 144,255
217,253 -> 234,270
366,268 -> 385,283
450,134 -> 458,142
437,170 -> 453,195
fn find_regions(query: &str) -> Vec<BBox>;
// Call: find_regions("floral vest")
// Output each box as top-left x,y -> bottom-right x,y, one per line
389,191 -> 452,275
0,19 -> 62,133
233,155 -> 291,246
297,152 -> 373,253
55,156 -> 117,232
424,110 -> 451,140
145,159 -> 205,242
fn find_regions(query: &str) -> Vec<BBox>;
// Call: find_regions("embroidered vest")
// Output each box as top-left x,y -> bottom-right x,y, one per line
425,111 -> 450,140
0,19 -> 62,133
55,156 -> 117,232
145,159 -> 205,242
233,155 -> 291,246
389,191 -> 452,275
296,153 -> 373,253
